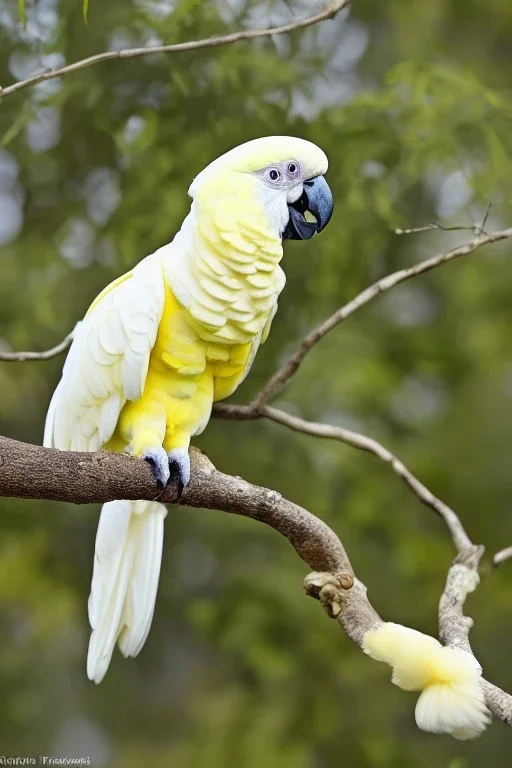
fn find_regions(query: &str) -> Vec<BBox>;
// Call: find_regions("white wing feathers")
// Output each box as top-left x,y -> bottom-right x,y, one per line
44,257 -> 168,682
43,255 -> 166,453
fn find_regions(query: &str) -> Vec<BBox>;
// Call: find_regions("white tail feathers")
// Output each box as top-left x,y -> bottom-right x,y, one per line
87,499 -> 167,683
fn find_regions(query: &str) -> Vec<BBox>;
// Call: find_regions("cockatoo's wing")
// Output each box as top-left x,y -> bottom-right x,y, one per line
44,255 -> 166,452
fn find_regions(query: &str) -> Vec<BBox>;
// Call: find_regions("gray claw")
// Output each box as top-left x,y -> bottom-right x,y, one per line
143,447 -> 171,489
168,447 -> 191,496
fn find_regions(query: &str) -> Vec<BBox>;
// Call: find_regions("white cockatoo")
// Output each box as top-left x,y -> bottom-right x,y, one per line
44,136 -> 333,682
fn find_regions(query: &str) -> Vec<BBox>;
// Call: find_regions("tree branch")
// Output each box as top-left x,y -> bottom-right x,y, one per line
0,434 -> 509,727
0,327 -> 76,362
4,228 -> 511,385
493,546 -> 512,567
0,434 -> 376,640
0,435 -> 351,573
215,404 -> 512,727
214,403 -> 474,553
251,227 -> 512,410
0,1 -> 350,100
438,547 -> 512,726
439,546 -> 485,653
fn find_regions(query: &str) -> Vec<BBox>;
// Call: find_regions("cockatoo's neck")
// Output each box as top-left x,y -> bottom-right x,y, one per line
159,200 -> 285,345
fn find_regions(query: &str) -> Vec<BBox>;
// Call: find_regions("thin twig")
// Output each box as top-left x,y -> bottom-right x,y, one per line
0,327 -> 75,362
480,202 -> 492,235
214,403 -> 473,553
395,223 -> 479,236
251,227 -> 512,410
493,546 -> 512,567
0,1 -> 349,100
396,203 -> 493,238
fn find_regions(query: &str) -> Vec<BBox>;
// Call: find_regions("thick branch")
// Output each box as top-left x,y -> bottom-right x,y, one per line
0,436 -> 349,574
0,434 -> 378,645
252,227 -> 512,409
0,1 -> 349,100
0,434 -> 509,726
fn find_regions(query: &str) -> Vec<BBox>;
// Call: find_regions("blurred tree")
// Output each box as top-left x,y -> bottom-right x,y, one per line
0,0 -> 512,765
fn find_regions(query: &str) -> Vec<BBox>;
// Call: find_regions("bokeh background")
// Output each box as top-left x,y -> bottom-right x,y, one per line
1,0 -> 512,765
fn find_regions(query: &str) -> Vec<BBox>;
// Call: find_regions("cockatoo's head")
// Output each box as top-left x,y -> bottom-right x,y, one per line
189,136 -> 333,241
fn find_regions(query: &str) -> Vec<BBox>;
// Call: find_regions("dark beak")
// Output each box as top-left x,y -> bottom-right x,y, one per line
282,175 -> 333,240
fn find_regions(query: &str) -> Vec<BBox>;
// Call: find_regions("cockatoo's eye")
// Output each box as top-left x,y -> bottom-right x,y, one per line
264,167 -> 282,183
286,161 -> 300,178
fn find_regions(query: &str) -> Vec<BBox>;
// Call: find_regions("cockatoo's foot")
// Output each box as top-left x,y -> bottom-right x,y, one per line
168,447 -> 191,498
304,571 -> 354,619
142,447 -> 171,490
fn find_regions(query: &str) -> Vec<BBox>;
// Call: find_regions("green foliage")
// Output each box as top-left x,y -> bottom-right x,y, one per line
1,0 -> 512,765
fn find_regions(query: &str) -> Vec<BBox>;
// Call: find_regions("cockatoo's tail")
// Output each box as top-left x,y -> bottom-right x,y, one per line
44,136 -> 333,681
363,622 -> 490,739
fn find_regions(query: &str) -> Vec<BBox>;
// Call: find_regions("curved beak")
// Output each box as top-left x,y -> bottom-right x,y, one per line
283,175 -> 333,241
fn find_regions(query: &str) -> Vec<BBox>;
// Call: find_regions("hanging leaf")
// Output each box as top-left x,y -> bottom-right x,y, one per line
1,101 -> 34,147
17,0 -> 26,25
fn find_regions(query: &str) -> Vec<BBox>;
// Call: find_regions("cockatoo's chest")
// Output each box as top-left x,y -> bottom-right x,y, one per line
149,286 -> 253,378
163,206 -> 285,348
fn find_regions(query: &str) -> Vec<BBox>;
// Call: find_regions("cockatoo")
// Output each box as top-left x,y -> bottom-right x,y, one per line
44,136 -> 333,682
